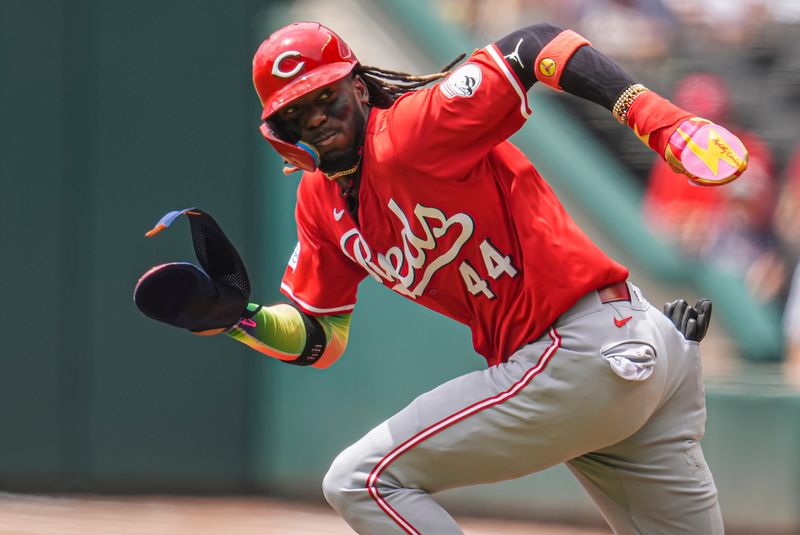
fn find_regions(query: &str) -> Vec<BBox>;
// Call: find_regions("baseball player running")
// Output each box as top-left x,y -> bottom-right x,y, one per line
136,21 -> 742,535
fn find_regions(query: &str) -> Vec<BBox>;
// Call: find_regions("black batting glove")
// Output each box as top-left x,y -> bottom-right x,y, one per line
663,299 -> 712,342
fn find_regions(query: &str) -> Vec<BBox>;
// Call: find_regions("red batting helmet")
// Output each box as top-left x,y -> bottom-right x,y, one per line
253,22 -> 359,172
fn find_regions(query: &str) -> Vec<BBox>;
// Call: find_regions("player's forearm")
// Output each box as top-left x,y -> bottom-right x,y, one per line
496,25 -> 686,143
226,303 -> 350,369
502,25 -> 688,131
496,24 -> 746,184
495,23 -> 634,110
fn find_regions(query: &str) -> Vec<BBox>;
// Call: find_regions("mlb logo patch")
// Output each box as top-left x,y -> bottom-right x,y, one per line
288,241 -> 300,270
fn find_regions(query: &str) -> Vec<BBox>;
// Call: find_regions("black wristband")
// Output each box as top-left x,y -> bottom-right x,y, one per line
285,304 -> 327,366
242,303 -> 262,319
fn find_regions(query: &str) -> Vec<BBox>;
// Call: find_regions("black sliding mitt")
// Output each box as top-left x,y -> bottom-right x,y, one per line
663,298 -> 712,342
134,208 -> 250,334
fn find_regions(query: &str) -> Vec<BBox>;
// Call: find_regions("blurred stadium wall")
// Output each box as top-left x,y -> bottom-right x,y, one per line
0,0 -> 272,492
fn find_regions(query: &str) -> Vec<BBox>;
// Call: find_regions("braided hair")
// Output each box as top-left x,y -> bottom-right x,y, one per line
355,53 -> 466,108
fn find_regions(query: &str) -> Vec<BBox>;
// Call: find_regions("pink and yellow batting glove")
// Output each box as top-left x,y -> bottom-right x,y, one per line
616,85 -> 749,186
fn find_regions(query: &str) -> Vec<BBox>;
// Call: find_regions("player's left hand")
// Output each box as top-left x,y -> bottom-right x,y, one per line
625,90 -> 748,186
662,117 -> 749,187
663,298 -> 712,342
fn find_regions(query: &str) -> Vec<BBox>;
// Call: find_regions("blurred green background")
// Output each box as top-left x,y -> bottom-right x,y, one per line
2,0 -> 800,533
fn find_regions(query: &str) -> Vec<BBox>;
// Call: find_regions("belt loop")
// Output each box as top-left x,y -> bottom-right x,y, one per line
598,281 -> 630,304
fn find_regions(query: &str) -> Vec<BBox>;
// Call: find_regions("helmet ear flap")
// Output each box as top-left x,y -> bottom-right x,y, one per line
259,122 -> 320,172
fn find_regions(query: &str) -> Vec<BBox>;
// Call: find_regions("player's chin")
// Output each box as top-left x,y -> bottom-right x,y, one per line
319,145 -> 358,174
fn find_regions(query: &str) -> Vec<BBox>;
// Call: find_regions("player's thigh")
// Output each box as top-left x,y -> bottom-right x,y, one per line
567,441 -> 721,535
566,338 -> 722,535
327,332 -> 564,493
329,320 -> 666,495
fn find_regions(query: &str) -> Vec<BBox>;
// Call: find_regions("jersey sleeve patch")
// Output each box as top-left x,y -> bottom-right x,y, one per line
288,241 -> 300,270
440,63 -> 483,98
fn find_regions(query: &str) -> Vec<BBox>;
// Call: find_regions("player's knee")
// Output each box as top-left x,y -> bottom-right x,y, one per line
321,459 -> 345,510
322,445 -> 368,512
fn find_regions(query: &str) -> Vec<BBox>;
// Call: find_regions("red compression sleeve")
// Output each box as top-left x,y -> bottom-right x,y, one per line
625,90 -> 693,155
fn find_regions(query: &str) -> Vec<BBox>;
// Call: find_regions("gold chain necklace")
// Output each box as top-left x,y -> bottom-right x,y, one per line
324,158 -> 361,181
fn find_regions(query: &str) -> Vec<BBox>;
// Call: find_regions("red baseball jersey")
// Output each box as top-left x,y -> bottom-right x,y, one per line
281,44 -> 628,366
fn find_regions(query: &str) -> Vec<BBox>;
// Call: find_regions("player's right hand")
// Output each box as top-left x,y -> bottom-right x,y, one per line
663,299 -> 712,342
134,208 -> 251,335
134,261 -> 247,335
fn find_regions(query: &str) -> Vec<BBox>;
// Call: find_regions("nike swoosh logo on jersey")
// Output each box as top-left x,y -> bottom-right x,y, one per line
614,316 -> 633,328
333,208 -> 345,221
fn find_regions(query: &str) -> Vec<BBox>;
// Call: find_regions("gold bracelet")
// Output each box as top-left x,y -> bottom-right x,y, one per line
612,83 -> 648,125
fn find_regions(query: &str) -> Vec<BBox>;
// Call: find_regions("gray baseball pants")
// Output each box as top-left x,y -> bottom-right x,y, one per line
323,283 -> 723,534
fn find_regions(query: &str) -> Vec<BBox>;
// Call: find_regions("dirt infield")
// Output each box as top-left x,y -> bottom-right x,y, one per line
0,494 -> 611,534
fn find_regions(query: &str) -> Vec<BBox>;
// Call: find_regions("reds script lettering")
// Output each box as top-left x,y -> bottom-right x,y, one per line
339,199 -> 476,298
338,199 -> 519,300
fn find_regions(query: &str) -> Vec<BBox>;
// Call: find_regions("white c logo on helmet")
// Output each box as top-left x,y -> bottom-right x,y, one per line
272,51 -> 304,79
